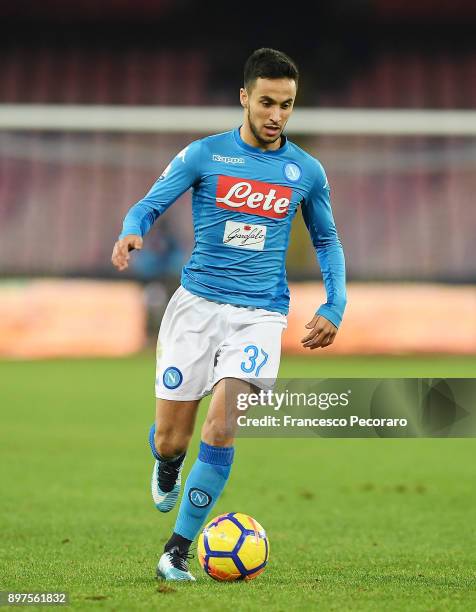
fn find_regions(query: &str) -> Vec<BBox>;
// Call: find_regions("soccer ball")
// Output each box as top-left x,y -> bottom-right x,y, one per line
197,512 -> 269,581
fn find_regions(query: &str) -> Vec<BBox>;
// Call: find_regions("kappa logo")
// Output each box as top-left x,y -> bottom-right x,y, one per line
216,175 -> 292,219
213,154 -> 245,164
189,488 -> 211,508
162,367 -> 183,390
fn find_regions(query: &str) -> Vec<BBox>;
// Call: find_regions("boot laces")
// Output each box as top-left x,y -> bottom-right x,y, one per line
167,546 -> 194,572
158,456 -> 183,493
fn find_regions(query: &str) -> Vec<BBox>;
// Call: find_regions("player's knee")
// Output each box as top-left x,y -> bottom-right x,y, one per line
202,416 -> 235,447
154,427 -> 189,459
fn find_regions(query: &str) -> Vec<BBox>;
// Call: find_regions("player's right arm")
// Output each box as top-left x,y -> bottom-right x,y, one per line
111,140 -> 202,271
111,234 -> 144,271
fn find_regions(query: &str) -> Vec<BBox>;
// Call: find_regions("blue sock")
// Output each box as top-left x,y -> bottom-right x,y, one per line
148,423 -> 185,463
174,441 -> 234,541
148,423 -> 161,460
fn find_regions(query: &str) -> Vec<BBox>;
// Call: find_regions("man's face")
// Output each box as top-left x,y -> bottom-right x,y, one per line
240,78 -> 297,147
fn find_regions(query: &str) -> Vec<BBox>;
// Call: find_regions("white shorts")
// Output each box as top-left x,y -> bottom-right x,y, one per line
155,285 -> 287,400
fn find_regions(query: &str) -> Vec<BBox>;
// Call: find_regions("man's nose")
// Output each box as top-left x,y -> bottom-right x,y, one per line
269,107 -> 281,124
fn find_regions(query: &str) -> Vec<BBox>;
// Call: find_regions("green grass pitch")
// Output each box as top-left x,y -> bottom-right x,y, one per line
1,354 -> 475,610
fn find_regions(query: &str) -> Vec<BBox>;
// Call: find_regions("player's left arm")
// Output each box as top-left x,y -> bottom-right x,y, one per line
300,162 -> 347,349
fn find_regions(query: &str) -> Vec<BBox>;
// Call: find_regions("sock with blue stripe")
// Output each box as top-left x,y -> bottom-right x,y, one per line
173,441 -> 234,542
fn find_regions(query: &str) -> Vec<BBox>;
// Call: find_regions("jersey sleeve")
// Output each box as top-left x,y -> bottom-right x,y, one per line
119,139 -> 202,239
301,161 -> 347,328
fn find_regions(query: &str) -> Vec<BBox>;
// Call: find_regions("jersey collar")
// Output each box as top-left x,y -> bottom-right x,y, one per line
233,126 -> 289,156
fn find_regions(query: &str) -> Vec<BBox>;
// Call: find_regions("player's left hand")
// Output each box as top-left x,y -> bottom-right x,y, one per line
301,315 -> 338,350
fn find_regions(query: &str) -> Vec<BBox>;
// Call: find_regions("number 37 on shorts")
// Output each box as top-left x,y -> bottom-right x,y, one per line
240,345 -> 269,377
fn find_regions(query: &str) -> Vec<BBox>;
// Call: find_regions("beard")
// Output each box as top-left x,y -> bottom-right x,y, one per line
248,109 -> 283,147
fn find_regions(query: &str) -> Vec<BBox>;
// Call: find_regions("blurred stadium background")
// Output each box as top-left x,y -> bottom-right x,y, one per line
0,0 -> 475,358
2,4 -> 476,609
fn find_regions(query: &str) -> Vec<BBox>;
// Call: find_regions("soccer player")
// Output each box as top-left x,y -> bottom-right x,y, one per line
111,48 -> 346,581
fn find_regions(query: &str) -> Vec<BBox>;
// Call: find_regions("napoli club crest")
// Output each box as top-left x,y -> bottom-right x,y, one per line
189,488 -> 211,507
162,366 -> 183,389
283,162 -> 302,183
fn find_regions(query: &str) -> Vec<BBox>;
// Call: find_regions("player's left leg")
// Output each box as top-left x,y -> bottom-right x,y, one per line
157,378 -> 252,581
157,304 -> 286,581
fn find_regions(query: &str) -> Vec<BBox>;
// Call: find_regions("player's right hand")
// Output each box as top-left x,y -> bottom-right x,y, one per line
111,234 -> 143,271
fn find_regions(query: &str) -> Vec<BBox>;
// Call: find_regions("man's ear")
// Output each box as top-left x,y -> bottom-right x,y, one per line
240,87 -> 248,109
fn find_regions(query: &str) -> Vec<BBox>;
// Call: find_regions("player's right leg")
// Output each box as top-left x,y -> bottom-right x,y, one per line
149,285 -> 219,513
149,397 -> 199,512
150,285 -> 225,580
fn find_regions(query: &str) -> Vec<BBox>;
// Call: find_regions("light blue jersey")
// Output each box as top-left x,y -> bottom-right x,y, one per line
120,128 -> 346,326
